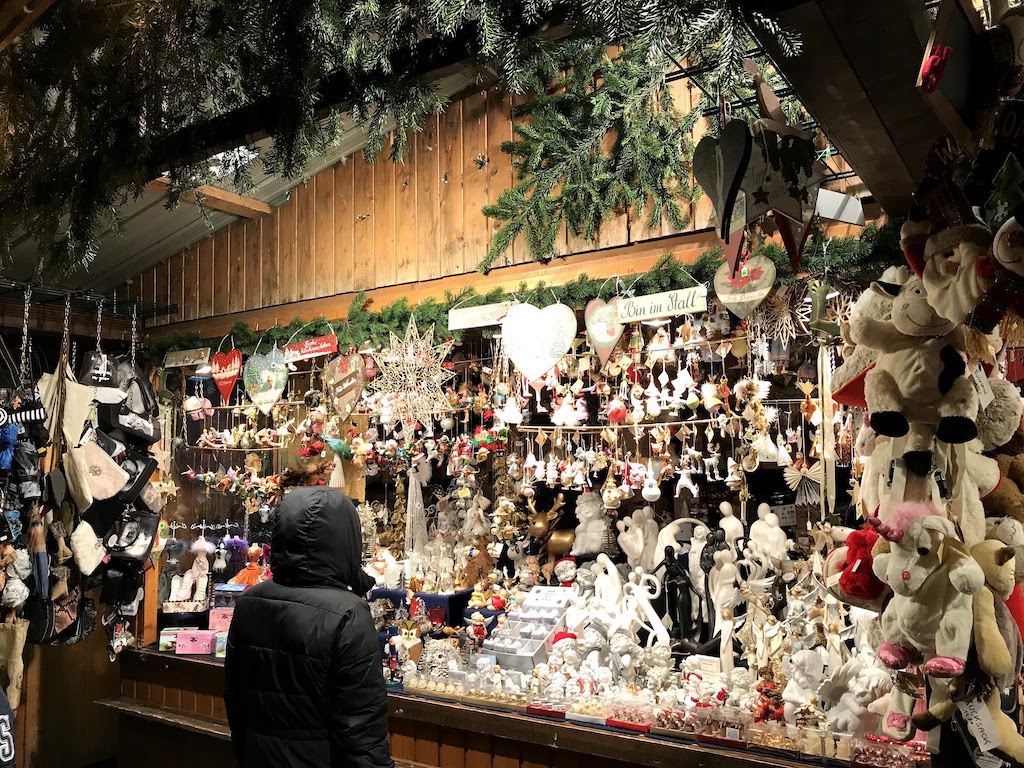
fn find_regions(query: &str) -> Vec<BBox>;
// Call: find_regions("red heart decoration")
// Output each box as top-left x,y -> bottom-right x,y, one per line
211,349 -> 243,403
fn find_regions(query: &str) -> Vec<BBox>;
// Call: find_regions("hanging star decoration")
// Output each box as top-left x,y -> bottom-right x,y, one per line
369,316 -> 456,424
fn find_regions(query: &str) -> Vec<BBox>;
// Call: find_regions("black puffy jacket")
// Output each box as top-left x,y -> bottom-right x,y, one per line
224,487 -> 392,768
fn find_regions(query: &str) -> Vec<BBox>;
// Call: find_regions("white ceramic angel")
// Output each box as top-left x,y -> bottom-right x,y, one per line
720,607 -> 736,677
819,658 -> 893,734
783,649 -> 825,724
571,491 -> 606,556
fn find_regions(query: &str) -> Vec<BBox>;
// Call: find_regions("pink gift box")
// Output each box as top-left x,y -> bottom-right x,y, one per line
174,629 -> 219,656
209,607 -> 234,633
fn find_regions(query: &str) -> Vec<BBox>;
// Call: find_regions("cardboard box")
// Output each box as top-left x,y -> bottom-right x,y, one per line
209,607 -> 234,632
175,629 -> 219,656
213,583 -> 249,608
159,627 -> 198,652
215,632 -> 228,659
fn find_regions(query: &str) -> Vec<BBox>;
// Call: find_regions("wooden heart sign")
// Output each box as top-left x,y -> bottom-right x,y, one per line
693,119 -> 752,240
243,344 -> 288,415
324,351 -> 366,421
501,303 -> 577,381
713,254 -> 776,319
585,298 -> 624,366
211,349 -> 242,402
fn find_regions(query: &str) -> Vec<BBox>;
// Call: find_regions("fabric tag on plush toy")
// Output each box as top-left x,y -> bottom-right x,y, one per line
958,698 -> 1002,752
972,366 -> 995,409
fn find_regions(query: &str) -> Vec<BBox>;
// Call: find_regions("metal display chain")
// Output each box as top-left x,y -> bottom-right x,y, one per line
95,299 -> 104,353
130,303 -> 138,370
18,286 -> 31,386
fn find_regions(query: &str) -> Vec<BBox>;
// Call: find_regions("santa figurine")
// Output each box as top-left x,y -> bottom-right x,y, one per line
552,557 -> 577,587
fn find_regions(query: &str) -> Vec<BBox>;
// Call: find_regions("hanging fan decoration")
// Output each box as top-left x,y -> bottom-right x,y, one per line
784,461 -> 823,507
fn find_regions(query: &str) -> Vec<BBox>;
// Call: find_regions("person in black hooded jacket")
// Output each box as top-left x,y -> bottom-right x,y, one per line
224,486 -> 393,768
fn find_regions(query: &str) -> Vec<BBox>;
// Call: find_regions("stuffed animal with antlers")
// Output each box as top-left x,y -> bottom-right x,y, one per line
526,493 -> 575,563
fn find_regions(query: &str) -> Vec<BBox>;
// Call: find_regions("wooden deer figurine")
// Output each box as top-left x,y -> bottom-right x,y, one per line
526,493 -> 576,563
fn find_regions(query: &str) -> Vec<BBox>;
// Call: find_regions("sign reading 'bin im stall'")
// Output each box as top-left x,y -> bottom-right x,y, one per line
615,286 -> 708,323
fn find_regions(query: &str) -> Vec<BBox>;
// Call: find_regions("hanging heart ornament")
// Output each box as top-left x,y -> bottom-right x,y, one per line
501,303 -> 577,381
713,254 -> 777,319
584,298 -> 624,367
324,351 -> 366,421
211,349 -> 243,402
693,119 -> 753,240
243,344 -> 288,415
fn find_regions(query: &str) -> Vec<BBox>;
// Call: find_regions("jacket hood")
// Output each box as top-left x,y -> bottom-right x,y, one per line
271,487 -> 375,595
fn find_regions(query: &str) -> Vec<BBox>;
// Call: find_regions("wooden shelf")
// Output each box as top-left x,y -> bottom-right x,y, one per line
114,649 -> 816,768
96,697 -> 230,741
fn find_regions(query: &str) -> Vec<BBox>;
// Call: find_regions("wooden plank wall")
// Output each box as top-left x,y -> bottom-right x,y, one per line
129,78 -> 708,328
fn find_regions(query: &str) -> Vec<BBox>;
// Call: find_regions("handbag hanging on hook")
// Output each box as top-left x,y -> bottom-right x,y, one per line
78,299 -> 118,388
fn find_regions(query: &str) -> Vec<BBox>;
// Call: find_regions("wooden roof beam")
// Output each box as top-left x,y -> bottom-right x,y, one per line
0,0 -> 57,54
145,177 -> 271,220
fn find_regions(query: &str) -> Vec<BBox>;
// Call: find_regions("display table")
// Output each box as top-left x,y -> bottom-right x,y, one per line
100,648 -> 824,768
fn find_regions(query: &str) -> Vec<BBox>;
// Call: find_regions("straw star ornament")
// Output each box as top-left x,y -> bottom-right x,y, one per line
370,316 -> 456,423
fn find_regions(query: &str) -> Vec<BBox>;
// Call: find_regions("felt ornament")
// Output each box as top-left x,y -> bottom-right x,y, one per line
501,303 -> 576,381
851,276 -> 979,449
323,351 -> 366,420
693,119 -> 752,244
243,344 -> 288,415
210,349 -> 243,402
740,121 -> 826,226
713,254 -> 775,319
584,298 -> 625,366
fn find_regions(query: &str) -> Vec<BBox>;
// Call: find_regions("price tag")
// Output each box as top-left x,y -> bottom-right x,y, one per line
958,698 -> 1002,752
973,366 -> 995,409
975,750 -> 1005,768
725,727 -> 741,741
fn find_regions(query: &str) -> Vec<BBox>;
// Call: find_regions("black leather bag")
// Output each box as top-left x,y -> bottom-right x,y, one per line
117,451 -> 158,503
103,506 -> 159,562
78,351 -> 119,387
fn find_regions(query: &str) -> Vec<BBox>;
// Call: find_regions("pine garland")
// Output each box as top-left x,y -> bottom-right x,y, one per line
145,221 -> 902,367
0,0 -> 801,276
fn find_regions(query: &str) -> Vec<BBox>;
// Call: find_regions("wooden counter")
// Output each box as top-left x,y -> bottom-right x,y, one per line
104,648 -> 822,768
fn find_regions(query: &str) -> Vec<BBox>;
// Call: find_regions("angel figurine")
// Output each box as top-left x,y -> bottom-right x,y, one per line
784,460 -> 822,506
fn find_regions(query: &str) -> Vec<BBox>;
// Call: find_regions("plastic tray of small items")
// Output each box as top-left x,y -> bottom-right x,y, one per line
748,722 -> 800,758
606,699 -> 655,733
698,706 -> 750,749
850,735 -> 930,768
798,727 -> 828,763
823,731 -> 853,764
526,697 -> 569,720
651,707 -> 706,741
402,671 -> 466,702
565,695 -> 613,726
461,665 -> 529,712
